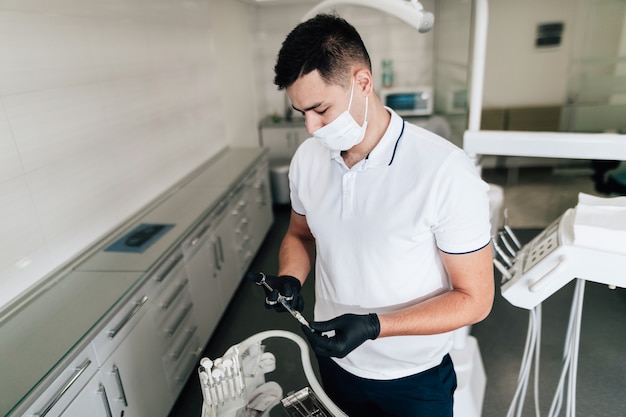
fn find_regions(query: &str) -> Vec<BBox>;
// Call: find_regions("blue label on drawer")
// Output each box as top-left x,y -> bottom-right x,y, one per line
105,223 -> 175,253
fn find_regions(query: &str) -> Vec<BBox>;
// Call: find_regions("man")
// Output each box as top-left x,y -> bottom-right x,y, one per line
259,13 -> 494,417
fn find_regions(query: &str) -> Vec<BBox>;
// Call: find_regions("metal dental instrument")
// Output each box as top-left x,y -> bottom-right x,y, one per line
493,258 -> 513,283
499,231 -> 517,257
503,208 -> 522,250
250,272 -> 313,331
492,238 -> 514,268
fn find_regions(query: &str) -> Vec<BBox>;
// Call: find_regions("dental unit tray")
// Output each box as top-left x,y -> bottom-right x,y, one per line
495,193 -> 626,310
198,330 -> 346,417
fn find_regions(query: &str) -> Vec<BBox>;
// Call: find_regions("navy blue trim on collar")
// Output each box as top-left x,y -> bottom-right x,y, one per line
388,121 -> 405,166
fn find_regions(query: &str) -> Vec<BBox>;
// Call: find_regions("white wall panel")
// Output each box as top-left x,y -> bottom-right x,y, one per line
0,102 -> 22,182
0,177 -> 54,307
0,0 -> 234,310
0,11 -> 96,96
3,84 -> 109,173
0,0 -> 88,15
89,20 -> 155,80
483,0 -> 575,107
25,147 -> 121,264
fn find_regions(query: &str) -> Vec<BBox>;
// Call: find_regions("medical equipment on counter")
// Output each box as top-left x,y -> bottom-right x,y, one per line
248,273 -> 313,331
493,193 -> 626,417
198,330 -> 347,417
495,193 -> 626,310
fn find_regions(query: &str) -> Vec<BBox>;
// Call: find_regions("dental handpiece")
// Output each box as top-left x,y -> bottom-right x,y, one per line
249,272 -> 313,331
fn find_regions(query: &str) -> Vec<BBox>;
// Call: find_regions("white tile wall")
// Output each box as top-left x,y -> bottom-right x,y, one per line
0,11 -> 97,96
0,0 -> 232,310
0,103 -> 22,182
0,176 -> 55,308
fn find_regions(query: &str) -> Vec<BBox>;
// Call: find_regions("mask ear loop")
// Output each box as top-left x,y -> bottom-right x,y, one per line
347,77 -> 355,110
348,77 -> 369,126
363,95 -> 369,125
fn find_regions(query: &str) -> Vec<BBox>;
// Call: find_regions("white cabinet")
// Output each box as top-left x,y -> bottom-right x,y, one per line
244,160 -> 274,256
21,348 -> 98,417
182,213 -> 228,347
260,122 -> 308,164
182,157 -> 273,347
150,248 -> 204,399
60,374 -> 111,417
210,199 -> 241,302
11,149 -> 273,417
21,309 -> 171,417
229,184 -> 254,273
60,306 -> 173,417
96,310 -> 172,417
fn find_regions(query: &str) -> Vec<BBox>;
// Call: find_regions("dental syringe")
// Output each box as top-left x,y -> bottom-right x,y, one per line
248,272 -> 313,331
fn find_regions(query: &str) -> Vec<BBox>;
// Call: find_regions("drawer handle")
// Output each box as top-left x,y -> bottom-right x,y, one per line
212,240 -> 221,271
166,303 -> 193,337
232,183 -> 245,196
98,384 -> 114,417
108,295 -> 149,339
170,325 -> 198,361
214,201 -> 228,216
112,365 -> 128,406
176,348 -> 203,383
217,236 -> 225,263
35,359 -> 92,417
156,254 -> 184,282
257,182 -> 268,206
161,279 -> 189,310
190,224 -> 210,246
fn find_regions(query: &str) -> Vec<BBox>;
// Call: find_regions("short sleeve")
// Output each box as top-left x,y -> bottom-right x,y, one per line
430,150 -> 492,254
288,149 -> 306,216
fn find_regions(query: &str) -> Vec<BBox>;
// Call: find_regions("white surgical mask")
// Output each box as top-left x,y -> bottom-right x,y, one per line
313,78 -> 369,151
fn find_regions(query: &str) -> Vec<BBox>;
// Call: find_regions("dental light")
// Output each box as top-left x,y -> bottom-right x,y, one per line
302,0 -> 434,33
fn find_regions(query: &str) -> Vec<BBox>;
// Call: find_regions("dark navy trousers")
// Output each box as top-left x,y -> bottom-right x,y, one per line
316,354 -> 457,417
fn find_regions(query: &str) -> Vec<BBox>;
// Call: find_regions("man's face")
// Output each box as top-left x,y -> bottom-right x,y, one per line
286,70 -> 354,135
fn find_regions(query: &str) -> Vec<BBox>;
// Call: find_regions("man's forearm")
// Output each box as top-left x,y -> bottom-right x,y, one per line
376,287 -> 493,338
278,233 -> 315,284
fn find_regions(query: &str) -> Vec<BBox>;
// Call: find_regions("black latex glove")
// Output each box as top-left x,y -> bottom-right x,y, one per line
302,313 -> 380,358
246,272 -> 304,312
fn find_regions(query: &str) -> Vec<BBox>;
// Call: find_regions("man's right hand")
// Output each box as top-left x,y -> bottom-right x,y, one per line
246,272 -> 304,312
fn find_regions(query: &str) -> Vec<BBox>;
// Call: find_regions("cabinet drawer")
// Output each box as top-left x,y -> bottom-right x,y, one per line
181,216 -> 212,259
237,234 -> 253,271
152,275 -> 191,330
162,323 -> 203,398
150,249 -> 186,289
161,291 -> 194,340
91,286 -> 154,365
21,345 -> 98,417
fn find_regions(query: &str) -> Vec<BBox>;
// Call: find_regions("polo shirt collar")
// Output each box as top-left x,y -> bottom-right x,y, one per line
365,108 -> 404,168
329,108 -> 404,169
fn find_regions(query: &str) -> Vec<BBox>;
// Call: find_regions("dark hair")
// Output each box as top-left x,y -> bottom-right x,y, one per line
274,13 -> 372,90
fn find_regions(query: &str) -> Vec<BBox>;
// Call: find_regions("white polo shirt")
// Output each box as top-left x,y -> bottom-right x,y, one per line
289,109 -> 491,380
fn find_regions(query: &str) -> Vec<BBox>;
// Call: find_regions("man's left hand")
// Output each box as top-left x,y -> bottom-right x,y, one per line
302,313 -> 380,358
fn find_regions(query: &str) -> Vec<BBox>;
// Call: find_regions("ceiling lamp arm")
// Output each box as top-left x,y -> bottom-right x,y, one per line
302,0 -> 434,33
